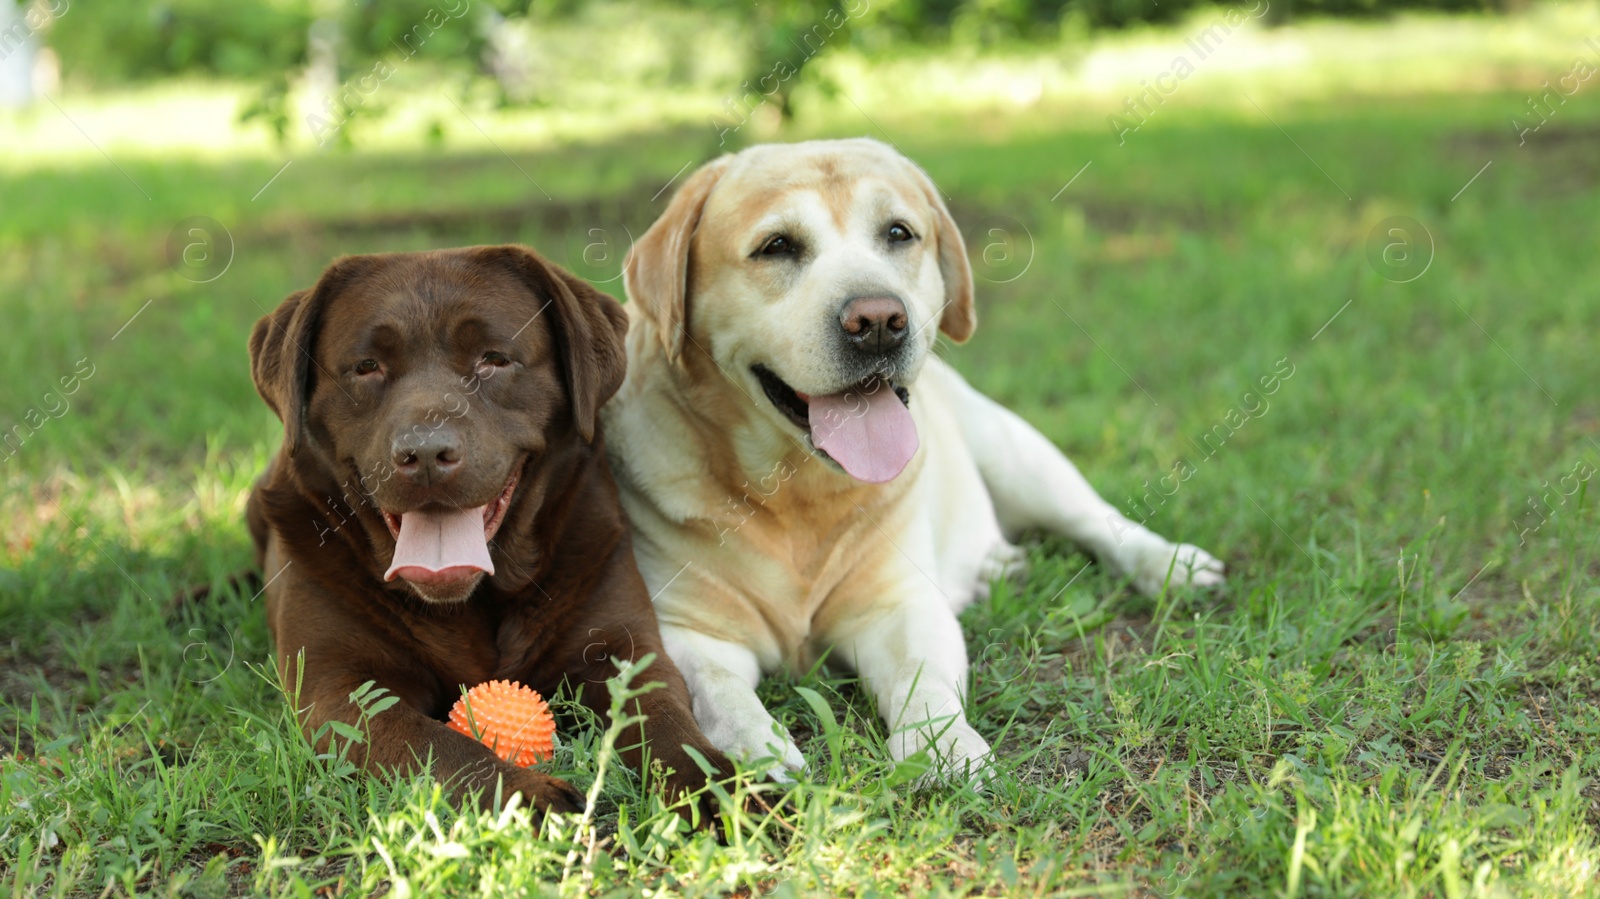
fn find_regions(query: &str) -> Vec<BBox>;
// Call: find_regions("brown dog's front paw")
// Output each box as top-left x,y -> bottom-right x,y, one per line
658,743 -> 730,795
512,770 -> 586,818
657,743 -> 782,832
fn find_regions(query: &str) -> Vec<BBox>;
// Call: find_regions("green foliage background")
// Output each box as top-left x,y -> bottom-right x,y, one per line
39,0 -> 1523,86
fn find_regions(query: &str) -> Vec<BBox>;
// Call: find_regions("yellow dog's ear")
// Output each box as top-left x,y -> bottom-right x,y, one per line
624,155 -> 732,363
904,160 -> 976,343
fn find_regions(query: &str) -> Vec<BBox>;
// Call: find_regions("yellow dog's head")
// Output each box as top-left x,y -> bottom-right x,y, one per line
625,138 -> 975,483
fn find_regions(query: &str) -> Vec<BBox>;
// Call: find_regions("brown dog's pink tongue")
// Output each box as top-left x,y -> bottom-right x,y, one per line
384,506 -> 495,584
807,382 -> 918,484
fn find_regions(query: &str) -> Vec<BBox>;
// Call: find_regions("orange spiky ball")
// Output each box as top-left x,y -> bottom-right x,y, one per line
447,679 -> 555,766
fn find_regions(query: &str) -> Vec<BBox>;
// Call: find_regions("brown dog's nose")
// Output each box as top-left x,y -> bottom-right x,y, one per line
839,296 -> 908,355
393,428 -> 463,483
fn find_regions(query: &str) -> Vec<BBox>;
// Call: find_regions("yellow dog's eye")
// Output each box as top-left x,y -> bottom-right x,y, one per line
887,223 -> 915,243
759,235 -> 797,256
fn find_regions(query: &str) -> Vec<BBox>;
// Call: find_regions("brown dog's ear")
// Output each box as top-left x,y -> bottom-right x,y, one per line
552,268 -> 629,444
248,256 -> 374,455
249,289 -> 312,453
623,155 -> 732,363
905,160 -> 976,344
478,245 -> 628,443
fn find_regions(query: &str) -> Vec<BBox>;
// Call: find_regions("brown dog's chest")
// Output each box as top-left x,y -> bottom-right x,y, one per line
386,592 -> 578,709
268,570 -> 568,716
402,604 -> 505,693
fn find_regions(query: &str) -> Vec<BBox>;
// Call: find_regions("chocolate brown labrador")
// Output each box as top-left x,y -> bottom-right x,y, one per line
245,244 -> 735,822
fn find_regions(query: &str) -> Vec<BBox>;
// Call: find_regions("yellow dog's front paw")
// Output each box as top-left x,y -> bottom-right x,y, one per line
1133,542 -> 1226,595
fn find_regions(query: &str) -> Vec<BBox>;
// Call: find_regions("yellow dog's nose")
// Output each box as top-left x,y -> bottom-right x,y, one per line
839,295 -> 908,355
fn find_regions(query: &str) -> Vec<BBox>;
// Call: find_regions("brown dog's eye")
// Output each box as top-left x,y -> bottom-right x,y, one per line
887,223 -> 915,243
480,351 -> 512,368
353,359 -> 381,376
759,235 -> 797,257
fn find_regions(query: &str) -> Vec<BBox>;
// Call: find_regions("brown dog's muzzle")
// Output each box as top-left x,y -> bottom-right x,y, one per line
391,424 -> 465,487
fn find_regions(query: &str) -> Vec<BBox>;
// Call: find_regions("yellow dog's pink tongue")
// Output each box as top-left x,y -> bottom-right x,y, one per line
808,382 -> 918,484
384,506 -> 495,584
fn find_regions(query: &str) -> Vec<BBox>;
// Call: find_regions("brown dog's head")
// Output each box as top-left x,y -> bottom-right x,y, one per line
250,245 -> 628,603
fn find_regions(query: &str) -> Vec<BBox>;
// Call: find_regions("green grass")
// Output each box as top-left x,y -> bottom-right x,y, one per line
4,9 -> 1600,896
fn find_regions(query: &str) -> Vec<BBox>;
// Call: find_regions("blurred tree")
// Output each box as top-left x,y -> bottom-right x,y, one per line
31,0 -> 1521,147
681,0 -> 861,144
42,0 -> 1516,88
0,0 -> 37,107
48,0 -> 316,82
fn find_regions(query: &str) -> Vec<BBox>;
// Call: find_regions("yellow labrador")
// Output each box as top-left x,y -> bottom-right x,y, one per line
602,138 -> 1224,779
